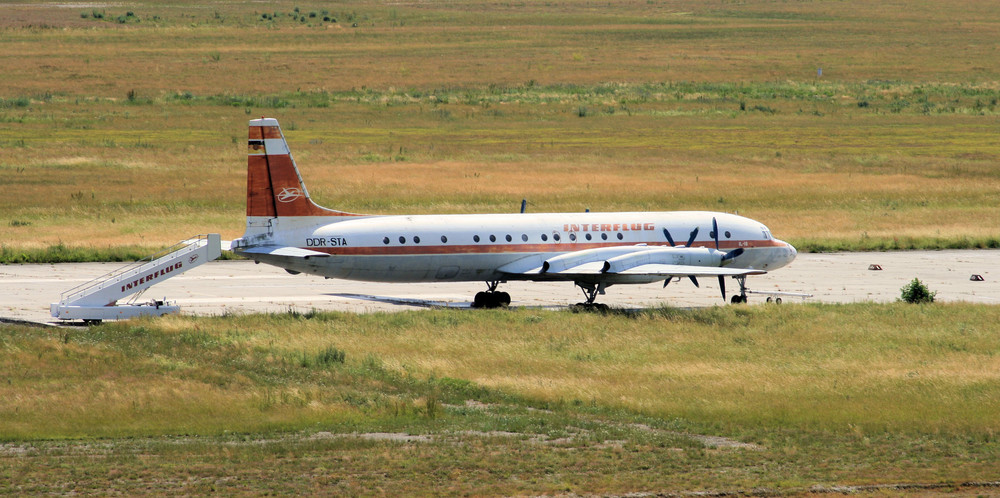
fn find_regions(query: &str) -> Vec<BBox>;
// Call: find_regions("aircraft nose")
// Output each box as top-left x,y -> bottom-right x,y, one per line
772,240 -> 796,269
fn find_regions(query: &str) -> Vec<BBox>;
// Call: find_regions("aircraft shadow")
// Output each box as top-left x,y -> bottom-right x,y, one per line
326,293 -> 470,309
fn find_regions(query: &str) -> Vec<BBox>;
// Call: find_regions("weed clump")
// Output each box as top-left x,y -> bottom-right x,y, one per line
900,277 -> 936,303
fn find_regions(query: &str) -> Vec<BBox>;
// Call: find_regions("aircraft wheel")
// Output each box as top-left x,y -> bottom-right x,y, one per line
766,296 -> 773,303
731,295 -> 741,304
497,292 -> 511,307
775,297 -> 782,304
473,291 -> 487,308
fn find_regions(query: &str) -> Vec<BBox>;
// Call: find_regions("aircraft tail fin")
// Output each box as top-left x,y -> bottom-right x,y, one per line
246,117 -> 359,218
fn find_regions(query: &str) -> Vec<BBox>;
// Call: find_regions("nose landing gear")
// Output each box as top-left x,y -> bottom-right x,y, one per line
728,275 -> 749,304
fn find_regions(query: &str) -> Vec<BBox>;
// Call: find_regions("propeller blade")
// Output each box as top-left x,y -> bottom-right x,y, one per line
662,228 -> 676,247
663,277 -> 672,288
688,275 -> 700,288
685,227 -> 699,248
718,275 -> 726,300
721,247 -> 744,261
712,217 -> 720,250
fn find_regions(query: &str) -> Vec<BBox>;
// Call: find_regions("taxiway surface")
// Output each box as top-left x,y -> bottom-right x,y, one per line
2,250 -> 998,325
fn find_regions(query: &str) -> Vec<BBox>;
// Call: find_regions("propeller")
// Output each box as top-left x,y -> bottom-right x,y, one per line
722,247 -> 744,261
712,216 -> 746,264
663,218 -> 741,300
685,227 -> 699,248
662,228 -> 675,247
662,224 -> 701,290
712,217 -> 720,250
663,226 -> 700,248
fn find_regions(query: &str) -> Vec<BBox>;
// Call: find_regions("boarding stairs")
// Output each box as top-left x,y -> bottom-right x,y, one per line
50,234 -> 222,322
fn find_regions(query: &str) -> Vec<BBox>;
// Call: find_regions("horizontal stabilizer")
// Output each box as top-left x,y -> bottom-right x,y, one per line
239,245 -> 330,258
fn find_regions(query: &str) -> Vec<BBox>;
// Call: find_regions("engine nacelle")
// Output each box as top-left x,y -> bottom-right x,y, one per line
602,247 -> 724,273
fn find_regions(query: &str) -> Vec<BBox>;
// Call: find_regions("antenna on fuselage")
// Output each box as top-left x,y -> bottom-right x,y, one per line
520,199 -> 527,213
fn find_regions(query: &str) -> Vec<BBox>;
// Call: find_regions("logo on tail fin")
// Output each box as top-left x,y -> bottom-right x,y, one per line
276,187 -> 304,203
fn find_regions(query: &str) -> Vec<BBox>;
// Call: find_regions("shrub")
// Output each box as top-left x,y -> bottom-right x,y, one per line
317,346 -> 346,365
900,278 -> 936,303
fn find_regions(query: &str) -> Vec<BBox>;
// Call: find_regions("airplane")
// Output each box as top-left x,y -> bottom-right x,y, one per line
230,118 -> 797,309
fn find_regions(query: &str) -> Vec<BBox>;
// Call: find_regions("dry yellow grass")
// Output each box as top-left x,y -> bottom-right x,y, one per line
2,1 -> 1000,255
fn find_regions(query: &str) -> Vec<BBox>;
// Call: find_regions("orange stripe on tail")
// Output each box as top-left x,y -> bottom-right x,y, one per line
246,118 -> 362,218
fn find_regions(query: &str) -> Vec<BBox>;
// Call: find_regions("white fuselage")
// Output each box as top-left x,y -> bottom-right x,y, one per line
236,210 -> 796,284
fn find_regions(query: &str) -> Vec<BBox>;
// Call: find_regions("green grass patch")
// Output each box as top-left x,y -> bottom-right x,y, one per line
0,246 -> 242,264
2,304 -> 999,493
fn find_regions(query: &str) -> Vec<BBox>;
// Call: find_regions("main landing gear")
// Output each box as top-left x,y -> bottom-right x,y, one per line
471,281 -> 511,309
573,282 -> 610,311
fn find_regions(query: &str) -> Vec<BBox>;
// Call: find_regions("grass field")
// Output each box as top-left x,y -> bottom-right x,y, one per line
3,1 -> 1000,494
3,304 -> 1000,494
2,1 -> 1000,259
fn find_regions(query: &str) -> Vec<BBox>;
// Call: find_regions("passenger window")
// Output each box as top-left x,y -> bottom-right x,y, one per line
585,233 -> 592,241
569,233 -> 577,241
441,235 -> 448,243
474,235 -> 480,243
601,233 -> 608,240
521,234 -> 528,242
383,237 -> 390,245
489,234 -> 496,242
617,233 -> 623,240
413,236 -> 421,244
399,236 -> 406,244
505,234 -> 512,242
541,234 -> 548,241
554,233 -> 561,242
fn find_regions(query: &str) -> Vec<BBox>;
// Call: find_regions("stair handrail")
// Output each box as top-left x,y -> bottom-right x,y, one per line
58,234 -> 212,306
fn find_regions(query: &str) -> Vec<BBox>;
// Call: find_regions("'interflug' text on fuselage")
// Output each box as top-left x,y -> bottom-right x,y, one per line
563,223 -> 655,232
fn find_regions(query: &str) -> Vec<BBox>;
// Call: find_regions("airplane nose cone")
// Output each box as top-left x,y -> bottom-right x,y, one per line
771,240 -> 796,269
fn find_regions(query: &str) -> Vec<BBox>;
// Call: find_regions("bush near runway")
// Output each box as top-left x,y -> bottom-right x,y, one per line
2,304 -> 999,494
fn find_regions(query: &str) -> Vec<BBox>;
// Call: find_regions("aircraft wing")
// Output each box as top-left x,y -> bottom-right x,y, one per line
497,245 -> 766,283
614,264 -> 765,277
506,263 -> 764,279
237,245 -> 330,258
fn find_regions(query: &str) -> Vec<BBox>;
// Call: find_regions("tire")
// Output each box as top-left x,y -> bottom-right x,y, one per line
473,291 -> 487,308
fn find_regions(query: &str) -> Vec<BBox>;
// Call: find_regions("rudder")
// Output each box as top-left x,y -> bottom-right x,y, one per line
247,118 -> 358,218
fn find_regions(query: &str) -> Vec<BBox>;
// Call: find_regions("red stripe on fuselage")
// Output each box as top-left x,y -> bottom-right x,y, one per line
301,239 -> 784,256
